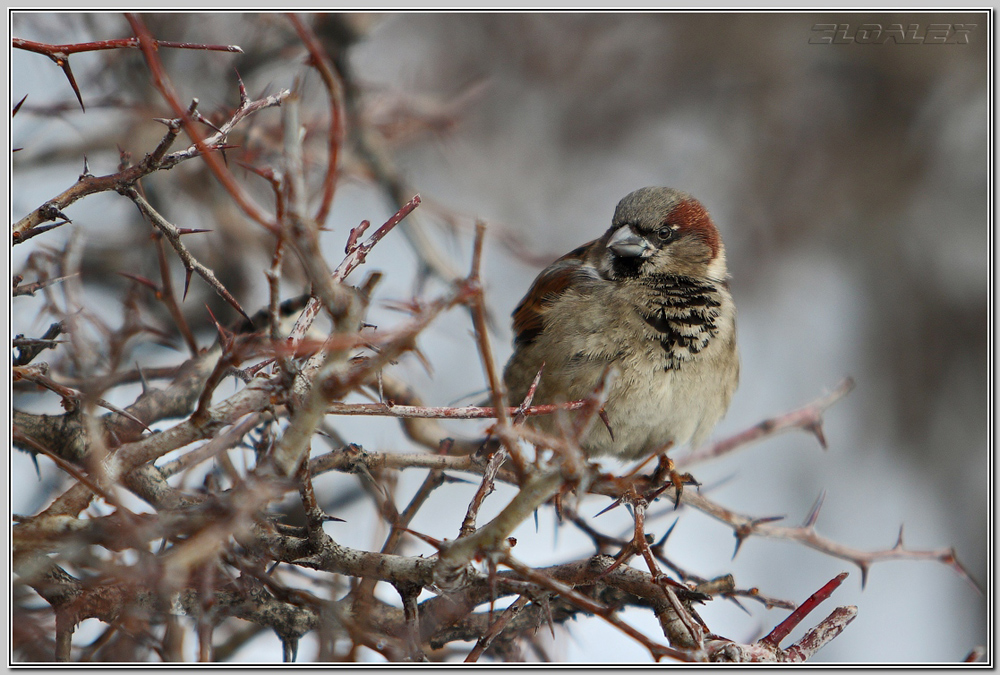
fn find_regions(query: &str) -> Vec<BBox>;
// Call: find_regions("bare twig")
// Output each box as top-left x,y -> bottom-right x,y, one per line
12,321 -> 66,366
12,428 -> 124,510
679,489 -> 979,592
287,195 -> 422,347
158,413 -> 263,479
502,555 -> 693,662
11,274 -> 77,296
782,605 -> 858,662
324,399 -> 587,419
13,36 -> 242,56
677,377 -> 855,468
12,85 -> 288,238
466,222 -> 527,477
339,53 -> 463,283
706,574 -> 857,662
125,14 -> 278,232
465,595 -> 531,662
11,220 -> 71,245
458,445 -> 509,539
126,188 -> 251,323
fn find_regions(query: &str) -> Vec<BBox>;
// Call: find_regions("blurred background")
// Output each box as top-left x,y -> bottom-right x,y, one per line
11,12 -> 989,663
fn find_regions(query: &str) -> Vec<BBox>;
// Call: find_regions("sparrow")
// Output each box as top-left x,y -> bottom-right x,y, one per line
502,187 -> 739,461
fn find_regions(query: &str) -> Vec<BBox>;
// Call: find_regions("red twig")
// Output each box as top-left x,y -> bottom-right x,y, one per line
125,14 -> 276,232
13,83 -> 286,239
344,220 -> 370,254
12,36 -> 243,56
964,647 -> 986,663
287,195 -> 421,345
467,222 -> 527,476
761,572 -> 848,647
334,195 -> 422,283
286,13 -> 345,225
13,36 -> 242,112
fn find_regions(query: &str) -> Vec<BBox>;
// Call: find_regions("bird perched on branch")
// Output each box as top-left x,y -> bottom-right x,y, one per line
503,186 -> 739,461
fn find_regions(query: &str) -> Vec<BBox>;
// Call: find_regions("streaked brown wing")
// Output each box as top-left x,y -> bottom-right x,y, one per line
512,241 -> 598,346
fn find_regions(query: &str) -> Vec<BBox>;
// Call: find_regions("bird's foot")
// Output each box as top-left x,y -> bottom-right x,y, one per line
648,455 -> 700,508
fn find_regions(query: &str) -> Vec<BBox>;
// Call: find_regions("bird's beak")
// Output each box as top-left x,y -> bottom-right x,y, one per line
607,225 -> 652,258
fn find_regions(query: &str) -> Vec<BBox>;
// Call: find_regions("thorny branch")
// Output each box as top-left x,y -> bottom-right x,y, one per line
676,377 -> 855,468
126,188 -> 251,323
11,13 -> 978,665
12,85 -> 288,239
13,35 -> 242,111
125,14 -> 277,231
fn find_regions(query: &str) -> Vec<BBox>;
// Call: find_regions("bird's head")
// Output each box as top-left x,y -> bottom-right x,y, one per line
599,187 -> 727,283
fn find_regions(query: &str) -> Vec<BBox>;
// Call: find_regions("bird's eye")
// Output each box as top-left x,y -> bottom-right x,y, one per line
656,226 -> 675,242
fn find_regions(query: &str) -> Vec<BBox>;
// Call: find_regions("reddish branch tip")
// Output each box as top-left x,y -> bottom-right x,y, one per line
761,572 -> 848,647
118,272 -> 160,293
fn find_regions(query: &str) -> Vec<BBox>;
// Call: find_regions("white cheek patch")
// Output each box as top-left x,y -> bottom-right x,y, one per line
705,246 -> 728,281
